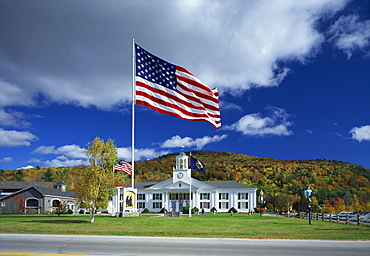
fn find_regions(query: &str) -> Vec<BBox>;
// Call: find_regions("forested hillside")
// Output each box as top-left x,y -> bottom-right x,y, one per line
1,151 -> 369,213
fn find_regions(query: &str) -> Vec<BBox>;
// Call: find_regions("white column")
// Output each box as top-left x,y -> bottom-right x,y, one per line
253,190 -> 257,210
117,188 -> 121,216
215,191 -> 219,211
164,192 -> 168,211
234,192 -> 238,209
248,191 -> 254,211
195,191 -> 200,209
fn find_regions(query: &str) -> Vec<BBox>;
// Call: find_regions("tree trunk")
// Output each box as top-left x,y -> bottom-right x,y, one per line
90,209 -> 95,223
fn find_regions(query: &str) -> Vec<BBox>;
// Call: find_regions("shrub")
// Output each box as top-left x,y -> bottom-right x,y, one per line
67,209 -> 73,214
192,207 -> 197,214
182,206 -> 196,214
255,207 -> 266,213
266,203 -> 274,211
142,208 -> 150,213
229,207 -> 238,213
182,205 -> 189,214
159,208 -> 167,213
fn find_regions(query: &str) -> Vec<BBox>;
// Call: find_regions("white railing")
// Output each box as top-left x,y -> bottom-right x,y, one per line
164,212 -> 181,217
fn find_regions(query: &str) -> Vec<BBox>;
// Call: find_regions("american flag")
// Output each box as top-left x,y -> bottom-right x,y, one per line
114,160 -> 132,175
135,44 -> 221,129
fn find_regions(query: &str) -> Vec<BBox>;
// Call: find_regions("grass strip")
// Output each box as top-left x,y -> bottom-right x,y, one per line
0,213 -> 369,240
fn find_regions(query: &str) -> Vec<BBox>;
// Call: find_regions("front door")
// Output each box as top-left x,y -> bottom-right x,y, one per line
179,201 -> 183,212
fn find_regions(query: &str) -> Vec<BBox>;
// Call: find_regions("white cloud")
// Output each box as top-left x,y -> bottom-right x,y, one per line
28,158 -> 42,164
43,159 -> 90,168
160,134 -> 228,150
0,0 -> 349,109
328,14 -> 370,58
117,147 -> 170,161
32,146 -> 56,155
0,157 -> 13,163
349,125 -> 370,142
31,144 -> 170,167
17,165 -> 35,170
224,106 -> 293,137
219,101 -> 244,113
33,144 -> 86,159
55,145 -> 86,159
0,80 -> 35,108
0,128 -> 38,147
31,144 -> 88,167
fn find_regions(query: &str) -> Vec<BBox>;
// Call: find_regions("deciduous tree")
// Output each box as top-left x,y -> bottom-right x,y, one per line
74,137 -> 118,223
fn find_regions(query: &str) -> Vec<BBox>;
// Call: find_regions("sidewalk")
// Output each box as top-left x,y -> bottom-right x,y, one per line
262,212 -> 282,217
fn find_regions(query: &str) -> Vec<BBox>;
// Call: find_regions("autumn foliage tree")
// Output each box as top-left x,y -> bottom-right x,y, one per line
14,195 -> 26,214
74,137 -> 118,223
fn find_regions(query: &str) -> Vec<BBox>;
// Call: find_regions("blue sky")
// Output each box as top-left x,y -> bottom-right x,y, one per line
0,0 -> 369,170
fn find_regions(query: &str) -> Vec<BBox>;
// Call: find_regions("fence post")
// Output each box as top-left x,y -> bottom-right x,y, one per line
345,214 -> 349,225
357,214 -> 360,226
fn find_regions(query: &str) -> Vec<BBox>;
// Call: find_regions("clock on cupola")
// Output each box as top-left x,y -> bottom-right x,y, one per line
173,152 -> 190,183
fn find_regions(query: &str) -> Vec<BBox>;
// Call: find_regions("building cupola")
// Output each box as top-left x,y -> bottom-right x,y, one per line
173,152 -> 191,184
176,152 -> 188,170
55,182 -> 67,192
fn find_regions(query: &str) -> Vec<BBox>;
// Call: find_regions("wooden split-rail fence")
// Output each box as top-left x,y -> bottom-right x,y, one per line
299,212 -> 370,226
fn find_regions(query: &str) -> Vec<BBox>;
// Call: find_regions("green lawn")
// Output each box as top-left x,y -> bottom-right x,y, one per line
1,213 -> 369,240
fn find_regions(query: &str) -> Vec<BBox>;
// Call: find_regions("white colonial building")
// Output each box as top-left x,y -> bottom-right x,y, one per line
111,152 -> 257,214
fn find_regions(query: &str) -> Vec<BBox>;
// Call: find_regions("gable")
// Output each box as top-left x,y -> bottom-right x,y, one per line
163,181 -> 197,190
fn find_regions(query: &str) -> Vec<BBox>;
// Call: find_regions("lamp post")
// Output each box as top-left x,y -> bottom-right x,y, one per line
304,186 -> 313,225
259,190 -> 264,217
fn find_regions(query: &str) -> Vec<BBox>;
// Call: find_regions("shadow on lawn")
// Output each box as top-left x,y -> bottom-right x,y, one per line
21,220 -> 88,224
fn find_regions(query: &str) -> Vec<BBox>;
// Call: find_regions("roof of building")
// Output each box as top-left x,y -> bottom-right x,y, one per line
135,182 -> 159,190
0,186 -> 76,201
0,182 -> 53,190
33,186 -> 76,198
134,180 -> 256,190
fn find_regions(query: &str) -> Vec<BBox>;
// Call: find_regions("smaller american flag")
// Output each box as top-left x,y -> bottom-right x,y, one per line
114,160 -> 132,175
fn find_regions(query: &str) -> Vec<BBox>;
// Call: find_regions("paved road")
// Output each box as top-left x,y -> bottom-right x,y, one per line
0,234 -> 369,256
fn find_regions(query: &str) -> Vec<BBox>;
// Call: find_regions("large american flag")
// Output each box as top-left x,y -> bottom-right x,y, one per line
135,44 -> 221,129
114,160 -> 132,175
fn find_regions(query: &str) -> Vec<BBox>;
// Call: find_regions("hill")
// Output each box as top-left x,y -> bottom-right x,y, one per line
1,150 -> 369,212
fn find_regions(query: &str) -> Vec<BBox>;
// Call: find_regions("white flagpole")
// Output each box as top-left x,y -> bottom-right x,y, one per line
189,173 -> 192,217
131,38 -> 135,189
189,152 -> 192,217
